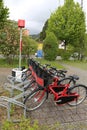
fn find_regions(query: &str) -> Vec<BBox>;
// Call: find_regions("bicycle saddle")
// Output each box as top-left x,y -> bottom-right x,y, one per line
69,75 -> 79,80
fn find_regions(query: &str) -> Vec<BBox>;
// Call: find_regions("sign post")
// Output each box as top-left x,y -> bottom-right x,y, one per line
18,19 -> 25,69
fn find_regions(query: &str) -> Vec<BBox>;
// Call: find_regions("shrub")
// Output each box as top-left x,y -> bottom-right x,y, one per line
2,118 -> 39,130
2,118 -> 87,130
57,49 -> 72,60
1,118 -> 60,130
43,32 -> 58,61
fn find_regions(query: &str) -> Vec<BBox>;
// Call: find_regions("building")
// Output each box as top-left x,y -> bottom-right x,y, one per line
23,29 -> 29,36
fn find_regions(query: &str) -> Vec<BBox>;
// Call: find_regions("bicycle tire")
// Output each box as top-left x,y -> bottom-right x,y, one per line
58,77 -> 75,87
24,88 -> 48,111
68,84 -> 87,106
24,80 -> 38,92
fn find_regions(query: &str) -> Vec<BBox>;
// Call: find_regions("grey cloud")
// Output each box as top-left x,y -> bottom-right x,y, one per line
4,0 -> 87,34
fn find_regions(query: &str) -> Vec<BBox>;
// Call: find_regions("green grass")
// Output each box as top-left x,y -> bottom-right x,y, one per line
35,58 -> 65,69
63,60 -> 87,70
1,118 -> 87,130
0,58 -> 64,69
1,58 -> 87,71
0,59 -> 27,68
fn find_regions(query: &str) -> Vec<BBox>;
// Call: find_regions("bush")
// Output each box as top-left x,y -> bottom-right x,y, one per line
61,51 -> 71,60
1,118 -> 60,130
2,118 -> 87,130
57,49 -> 72,60
2,118 -> 39,130
43,32 -> 58,61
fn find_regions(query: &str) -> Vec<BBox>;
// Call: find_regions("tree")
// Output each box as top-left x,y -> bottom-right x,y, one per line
0,20 -> 19,63
22,36 -> 38,60
43,32 -> 58,61
0,0 -> 9,29
47,0 -> 86,49
39,20 -> 48,41
84,33 -> 87,56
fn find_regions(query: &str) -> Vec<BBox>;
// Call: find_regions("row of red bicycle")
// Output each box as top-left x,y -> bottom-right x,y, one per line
23,58 -> 87,111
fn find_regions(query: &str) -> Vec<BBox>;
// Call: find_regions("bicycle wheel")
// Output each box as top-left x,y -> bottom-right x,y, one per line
24,88 -> 48,111
58,77 -> 75,87
68,84 -> 87,106
24,80 -> 38,92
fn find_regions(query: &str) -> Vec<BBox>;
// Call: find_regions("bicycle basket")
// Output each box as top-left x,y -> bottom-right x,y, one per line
43,70 -> 53,87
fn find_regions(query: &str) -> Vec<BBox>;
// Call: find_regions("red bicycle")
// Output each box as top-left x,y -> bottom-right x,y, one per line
24,68 -> 87,111
24,59 -> 67,92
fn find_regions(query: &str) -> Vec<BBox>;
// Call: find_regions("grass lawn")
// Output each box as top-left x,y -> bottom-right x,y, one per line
35,58 -> 65,69
0,58 -> 87,71
63,60 -> 87,70
36,59 -> 87,71
0,59 -> 28,68
0,58 -> 64,69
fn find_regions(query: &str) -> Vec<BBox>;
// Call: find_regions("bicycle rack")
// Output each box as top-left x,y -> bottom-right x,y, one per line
0,89 -> 30,120
0,60 -> 35,120
0,74 -> 31,120
4,75 -> 30,97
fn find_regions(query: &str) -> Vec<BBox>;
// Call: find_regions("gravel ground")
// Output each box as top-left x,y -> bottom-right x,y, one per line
0,68 -> 12,88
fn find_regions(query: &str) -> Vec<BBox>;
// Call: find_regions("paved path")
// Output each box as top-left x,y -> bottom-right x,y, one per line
27,64 -> 87,128
62,64 -> 87,86
0,66 -> 87,129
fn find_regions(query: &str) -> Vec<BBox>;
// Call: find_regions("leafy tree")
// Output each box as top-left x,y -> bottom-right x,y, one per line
0,20 -> 38,64
22,35 -> 38,60
40,20 -> 48,41
43,32 -> 58,61
0,20 -> 19,63
0,0 -> 9,29
83,33 -> 87,56
47,0 -> 86,49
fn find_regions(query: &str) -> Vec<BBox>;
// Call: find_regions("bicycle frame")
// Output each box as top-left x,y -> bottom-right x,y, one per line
48,81 -> 79,105
34,75 -> 79,105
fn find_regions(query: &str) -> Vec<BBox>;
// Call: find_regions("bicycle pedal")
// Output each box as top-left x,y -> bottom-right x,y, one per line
54,102 -> 58,106
54,99 -> 62,106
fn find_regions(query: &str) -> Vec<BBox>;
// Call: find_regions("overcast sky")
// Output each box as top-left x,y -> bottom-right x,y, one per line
4,0 -> 87,34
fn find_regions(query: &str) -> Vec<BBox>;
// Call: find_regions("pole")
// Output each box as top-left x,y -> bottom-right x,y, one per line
81,0 -> 83,9
58,0 -> 60,6
19,28 -> 22,69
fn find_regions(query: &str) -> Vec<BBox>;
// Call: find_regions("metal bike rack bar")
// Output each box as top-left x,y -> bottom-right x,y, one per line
0,89 -> 31,120
0,100 -> 11,120
0,70 -> 32,120
4,78 -> 30,97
